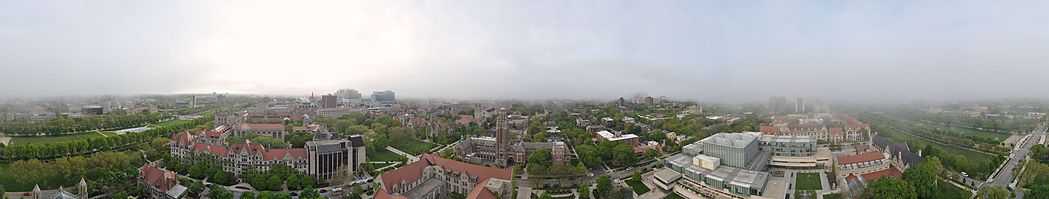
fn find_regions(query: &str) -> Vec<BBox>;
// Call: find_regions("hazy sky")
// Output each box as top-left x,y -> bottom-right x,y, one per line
2,1 -> 1048,102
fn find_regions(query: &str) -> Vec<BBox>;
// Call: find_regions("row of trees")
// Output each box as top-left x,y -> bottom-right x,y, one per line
862,151 -> 1003,199
0,112 -> 169,136
1020,161 -> 1049,199
0,116 -> 209,160
3,151 -> 140,192
241,165 -> 316,191
526,149 -> 587,176
576,141 -> 638,169
922,144 -> 1003,180
594,176 -> 633,199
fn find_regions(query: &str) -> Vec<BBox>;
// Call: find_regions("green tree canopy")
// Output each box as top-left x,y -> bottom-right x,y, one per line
862,177 -> 916,199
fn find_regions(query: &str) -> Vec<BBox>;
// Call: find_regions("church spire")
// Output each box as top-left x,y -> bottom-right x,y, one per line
79,177 -> 89,199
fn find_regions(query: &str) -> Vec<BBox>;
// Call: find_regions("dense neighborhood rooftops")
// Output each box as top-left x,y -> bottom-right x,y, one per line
596,130 -> 639,141
377,154 -> 511,199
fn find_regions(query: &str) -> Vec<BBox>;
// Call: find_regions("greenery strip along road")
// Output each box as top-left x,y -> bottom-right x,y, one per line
0,117 -> 210,160
0,113 -> 171,136
864,113 -> 1003,180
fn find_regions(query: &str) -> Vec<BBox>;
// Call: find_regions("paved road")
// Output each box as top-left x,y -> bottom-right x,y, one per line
985,124 -> 1047,199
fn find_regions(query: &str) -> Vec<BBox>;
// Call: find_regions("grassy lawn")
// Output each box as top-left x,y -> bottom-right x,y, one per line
9,131 -> 115,145
795,173 -> 822,191
935,179 -> 972,198
389,138 -> 436,155
626,178 -> 650,195
367,148 -> 408,162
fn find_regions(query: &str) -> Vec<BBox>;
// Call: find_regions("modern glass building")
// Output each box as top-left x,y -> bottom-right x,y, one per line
760,135 -> 817,157
662,132 -> 769,198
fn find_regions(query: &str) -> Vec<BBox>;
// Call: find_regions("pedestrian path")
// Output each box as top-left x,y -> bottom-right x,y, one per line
386,146 -> 419,162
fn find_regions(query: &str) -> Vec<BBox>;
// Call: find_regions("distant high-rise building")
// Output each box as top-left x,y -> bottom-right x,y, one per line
795,98 -> 806,113
371,90 -> 396,104
320,94 -> 337,108
82,105 -> 104,115
769,96 -> 789,114
335,89 -> 362,99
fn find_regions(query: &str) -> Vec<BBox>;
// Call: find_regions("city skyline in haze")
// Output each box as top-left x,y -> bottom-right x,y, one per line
2,1 -> 1048,102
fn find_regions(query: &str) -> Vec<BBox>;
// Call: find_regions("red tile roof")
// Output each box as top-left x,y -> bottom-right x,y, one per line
760,126 -> 779,134
172,131 -> 195,146
206,125 -> 230,138
193,143 -> 228,156
837,151 -> 884,165
263,148 -> 306,160
140,163 -> 177,192
861,166 -> 903,182
229,142 -> 267,155
465,179 -> 498,199
830,128 -> 844,136
377,154 -> 511,199
456,115 -> 475,125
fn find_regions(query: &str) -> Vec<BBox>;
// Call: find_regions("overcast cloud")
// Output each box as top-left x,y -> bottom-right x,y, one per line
2,0 -> 1048,102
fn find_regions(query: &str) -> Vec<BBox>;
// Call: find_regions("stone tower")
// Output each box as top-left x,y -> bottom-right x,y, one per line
78,177 -> 88,199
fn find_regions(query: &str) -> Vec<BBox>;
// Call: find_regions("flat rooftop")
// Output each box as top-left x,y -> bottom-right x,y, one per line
667,154 -> 769,190
700,132 -> 759,149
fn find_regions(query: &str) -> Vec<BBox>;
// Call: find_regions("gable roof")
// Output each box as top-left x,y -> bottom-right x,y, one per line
263,148 -> 306,160
860,166 -> 903,182
171,131 -> 195,146
837,151 -> 884,165
377,154 -> 511,199
140,163 -> 177,192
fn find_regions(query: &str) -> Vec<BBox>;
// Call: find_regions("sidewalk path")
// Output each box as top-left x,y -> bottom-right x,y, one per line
386,146 -> 419,162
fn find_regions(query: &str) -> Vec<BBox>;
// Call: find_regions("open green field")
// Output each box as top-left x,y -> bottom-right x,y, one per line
875,123 -> 1000,179
389,138 -> 437,155
367,148 -> 408,162
9,131 -> 116,145
934,180 -> 972,199
0,163 -> 18,190
626,178 -> 650,195
795,173 -> 822,191
909,120 -> 1009,142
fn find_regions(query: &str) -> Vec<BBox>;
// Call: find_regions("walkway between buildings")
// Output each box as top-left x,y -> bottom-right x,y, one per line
386,146 -> 419,162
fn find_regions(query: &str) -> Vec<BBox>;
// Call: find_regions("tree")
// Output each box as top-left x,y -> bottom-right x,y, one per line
187,181 -> 205,198
211,170 -> 232,186
539,192 -> 553,199
576,145 -> 601,168
1,185 -> 6,199
578,184 -> 591,199
267,175 -> 284,191
258,191 -> 274,199
1028,184 -> 1049,199
209,185 -> 234,199
528,149 -> 553,174
189,162 -> 209,179
300,186 -> 322,199
287,174 -> 302,190
596,176 -> 613,198
903,159 -> 939,199
112,192 -> 128,199
286,132 -> 313,148
241,191 -> 257,199
862,177 -> 916,199
978,186 -> 1009,199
